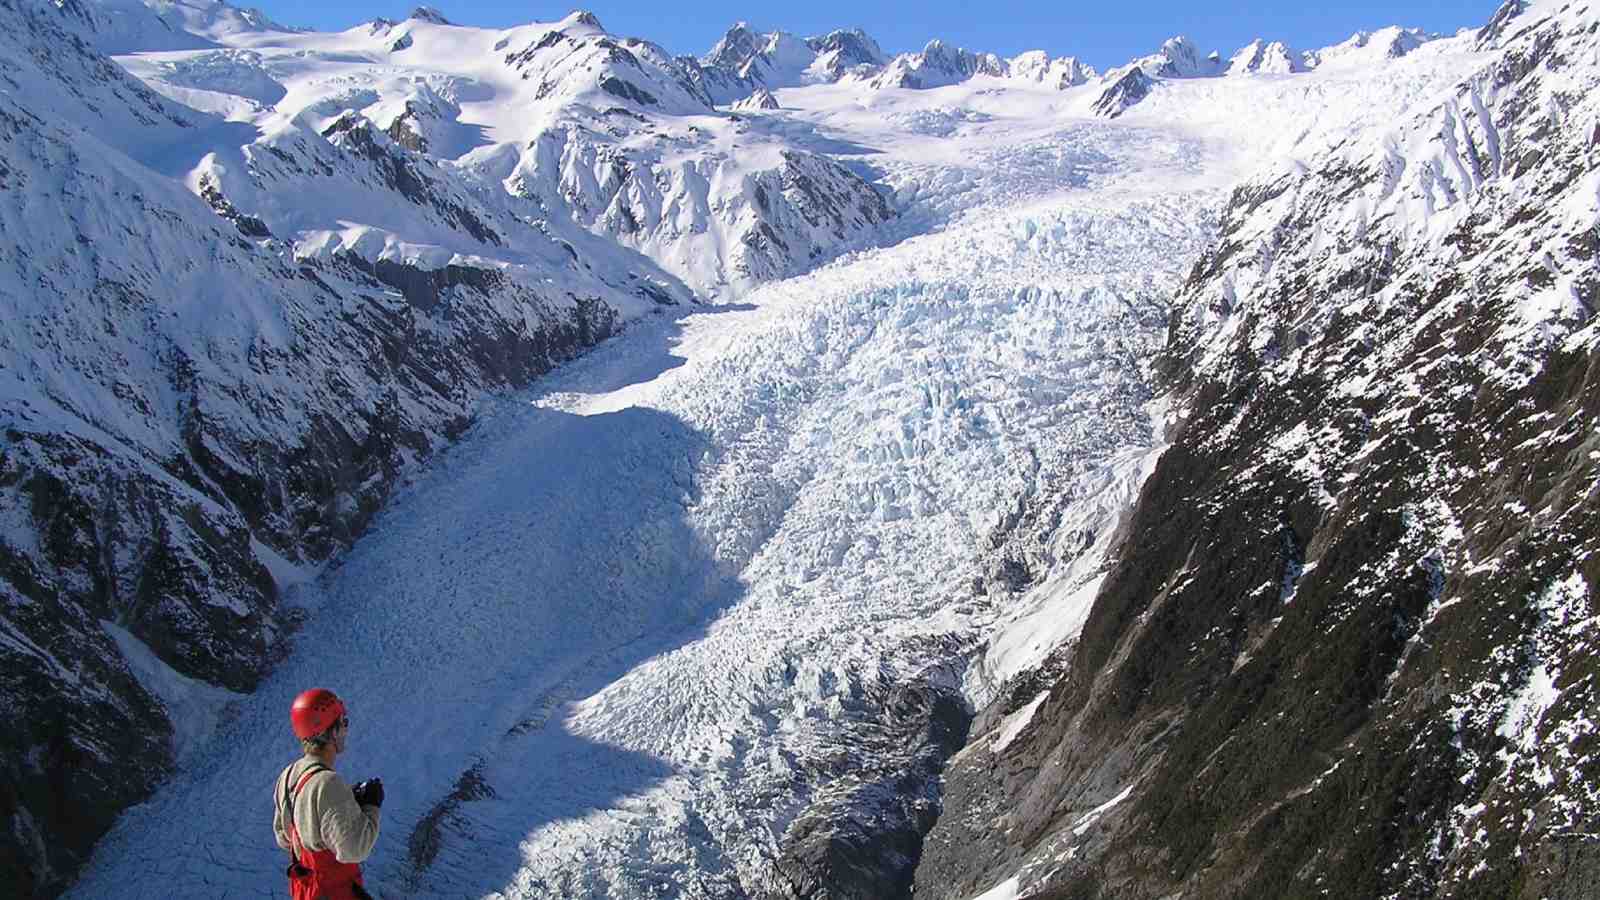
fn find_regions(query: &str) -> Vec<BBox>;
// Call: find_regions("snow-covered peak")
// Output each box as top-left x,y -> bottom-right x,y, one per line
1305,26 -> 1433,70
731,87 -> 780,110
1476,0 -> 1597,49
555,8 -> 606,35
562,9 -> 604,30
1226,39 -> 1308,75
1131,35 -> 1224,78
1091,68 -> 1153,117
1477,0 -> 1531,46
805,27 -> 886,78
1009,50 -> 1096,88
704,21 -> 766,69
701,21 -> 864,88
501,26 -> 712,115
870,39 -> 1006,90
746,30 -> 814,82
699,22 -> 1091,97
408,6 -> 452,25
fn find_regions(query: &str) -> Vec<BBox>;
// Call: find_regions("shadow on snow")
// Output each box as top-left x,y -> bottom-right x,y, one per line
71,308 -> 752,899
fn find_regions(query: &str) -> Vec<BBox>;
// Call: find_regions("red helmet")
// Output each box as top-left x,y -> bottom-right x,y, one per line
290,688 -> 346,739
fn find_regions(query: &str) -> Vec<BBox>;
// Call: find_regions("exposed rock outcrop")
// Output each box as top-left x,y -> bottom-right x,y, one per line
759,664 -> 971,899
733,88 -> 781,111
1091,69 -> 1154,118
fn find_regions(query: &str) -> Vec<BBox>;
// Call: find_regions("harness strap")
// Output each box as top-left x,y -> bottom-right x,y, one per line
283,763 -> 331,866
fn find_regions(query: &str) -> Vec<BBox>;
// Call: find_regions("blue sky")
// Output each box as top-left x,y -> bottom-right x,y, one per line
248,0 -> 1501,68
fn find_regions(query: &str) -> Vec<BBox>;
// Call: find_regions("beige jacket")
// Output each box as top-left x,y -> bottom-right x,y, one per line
273,755 -> 381,864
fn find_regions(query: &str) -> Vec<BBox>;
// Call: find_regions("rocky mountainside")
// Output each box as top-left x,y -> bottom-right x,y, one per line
917,1 -> 1600,897
0,1 -> 661,893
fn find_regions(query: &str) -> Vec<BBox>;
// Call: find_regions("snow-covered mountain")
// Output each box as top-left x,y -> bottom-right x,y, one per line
697,21 -> 879,96
1225,38 -> 1308,75
693,21 -> 1096,99
1090,26 -> 1445,117
0,2 -> 653,891
3,0 -> 1596,897
917,1 -> 1600,897
1308,25 -> 1434,70
104,5 -> 895,300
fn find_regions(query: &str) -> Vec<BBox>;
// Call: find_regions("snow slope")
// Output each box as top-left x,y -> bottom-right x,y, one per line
61,15 -> 1506,897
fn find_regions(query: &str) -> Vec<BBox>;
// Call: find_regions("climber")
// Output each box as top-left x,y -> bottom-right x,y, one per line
273,688 -> 383,900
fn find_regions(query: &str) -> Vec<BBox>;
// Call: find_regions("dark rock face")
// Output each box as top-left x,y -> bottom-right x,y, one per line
385,107 -> 428,152
0,446 -> 182,898
1091,70 -> 1153,118
778,150 -> 893,242
754,651 -> 973,900
321,113 -> 504,246
704,22 -> 766,73
600,74 -> 659,106
199,172 -> 272,237
917,5 -> 1599,900
1478,0 -> 1530,46
408,6 -> 451,25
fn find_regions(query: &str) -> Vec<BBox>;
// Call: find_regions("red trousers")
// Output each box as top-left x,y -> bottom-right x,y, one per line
286,845 -> 366,900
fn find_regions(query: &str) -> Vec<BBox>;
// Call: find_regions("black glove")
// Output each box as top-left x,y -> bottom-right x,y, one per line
352,777 -> 384,809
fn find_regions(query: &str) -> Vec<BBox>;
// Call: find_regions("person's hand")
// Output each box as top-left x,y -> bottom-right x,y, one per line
352,778 -> 384,809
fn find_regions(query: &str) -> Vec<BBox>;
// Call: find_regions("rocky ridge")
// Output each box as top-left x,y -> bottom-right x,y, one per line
693,22 -> 1095,99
